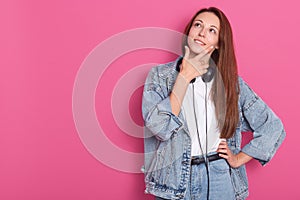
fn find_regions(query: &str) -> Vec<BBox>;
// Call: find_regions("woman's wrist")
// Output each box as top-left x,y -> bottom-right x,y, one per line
233,152 -> 253,168
178,71 -> 190,83
170,73 -> 189,115
179,65 -> 195,82
172,74 -> 189,101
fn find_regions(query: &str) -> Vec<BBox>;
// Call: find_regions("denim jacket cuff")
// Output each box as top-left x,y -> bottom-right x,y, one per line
151,97 -> 183,141
241,144 -> 270,166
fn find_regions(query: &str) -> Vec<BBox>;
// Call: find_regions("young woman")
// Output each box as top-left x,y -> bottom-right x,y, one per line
142,7 -> 285,200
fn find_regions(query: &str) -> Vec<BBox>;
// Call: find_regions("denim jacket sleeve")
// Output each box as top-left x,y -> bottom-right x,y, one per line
239,77 -> 286,166
142,65 -> 184,141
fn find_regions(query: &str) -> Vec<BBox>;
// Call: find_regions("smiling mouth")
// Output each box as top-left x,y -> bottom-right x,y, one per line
194,39 -> 206,45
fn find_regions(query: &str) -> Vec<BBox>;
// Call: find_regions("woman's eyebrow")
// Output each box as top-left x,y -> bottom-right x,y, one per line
194,19 -> 203,23
194,19 -> 219,30
210,25 -> 219,30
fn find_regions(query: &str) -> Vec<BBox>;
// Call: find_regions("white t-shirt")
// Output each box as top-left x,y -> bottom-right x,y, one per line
181,77 -> 222,156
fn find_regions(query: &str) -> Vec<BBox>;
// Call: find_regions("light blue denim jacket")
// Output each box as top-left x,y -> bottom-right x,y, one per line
142,57 -> 286,200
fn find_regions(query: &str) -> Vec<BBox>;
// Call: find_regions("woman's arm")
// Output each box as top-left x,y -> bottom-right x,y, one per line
142,66 -> 182,141
217,78 -> 286,167
169,73 -> 189,116
239,78 -> 286,166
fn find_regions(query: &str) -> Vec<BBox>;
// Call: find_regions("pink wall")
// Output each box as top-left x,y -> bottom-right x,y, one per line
1,0 -> 299,199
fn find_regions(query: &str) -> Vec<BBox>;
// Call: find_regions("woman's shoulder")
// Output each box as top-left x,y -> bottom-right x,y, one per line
238,76 -> 260,107
238,76 -> 247,87
148,57 -> 181,79
238,76 -> 254,93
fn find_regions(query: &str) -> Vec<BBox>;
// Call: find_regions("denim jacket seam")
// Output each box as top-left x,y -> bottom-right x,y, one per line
243,95 -> 259,112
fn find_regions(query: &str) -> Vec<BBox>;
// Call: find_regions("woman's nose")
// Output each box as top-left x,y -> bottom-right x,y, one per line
198,28 -> 206,37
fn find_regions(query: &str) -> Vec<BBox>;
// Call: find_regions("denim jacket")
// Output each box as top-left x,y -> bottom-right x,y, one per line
142,57 -> 286,200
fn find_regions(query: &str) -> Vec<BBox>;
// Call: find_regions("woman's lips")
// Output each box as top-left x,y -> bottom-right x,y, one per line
194,39 -> 206,45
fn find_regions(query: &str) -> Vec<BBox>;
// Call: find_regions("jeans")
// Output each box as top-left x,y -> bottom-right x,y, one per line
156,159 -> 235,200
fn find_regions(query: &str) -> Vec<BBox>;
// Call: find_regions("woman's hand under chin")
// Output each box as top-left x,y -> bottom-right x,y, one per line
180,45 -> 215,82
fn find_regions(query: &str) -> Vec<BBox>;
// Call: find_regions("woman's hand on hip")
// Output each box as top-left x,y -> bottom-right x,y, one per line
217,140 -> 253,168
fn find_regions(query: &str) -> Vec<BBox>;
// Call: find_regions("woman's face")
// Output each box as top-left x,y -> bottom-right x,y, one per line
187,12 -> 220,57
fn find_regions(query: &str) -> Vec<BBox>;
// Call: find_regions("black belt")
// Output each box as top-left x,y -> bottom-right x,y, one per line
191,154 -> 223,165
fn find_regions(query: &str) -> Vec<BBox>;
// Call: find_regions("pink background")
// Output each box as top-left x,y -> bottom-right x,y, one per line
1,0 -> 299,199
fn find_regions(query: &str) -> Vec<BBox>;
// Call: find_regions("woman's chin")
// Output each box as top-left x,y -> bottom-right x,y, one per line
189,45 -> 207,55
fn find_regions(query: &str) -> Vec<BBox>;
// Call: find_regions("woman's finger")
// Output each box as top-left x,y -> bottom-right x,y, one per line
217,149 -> 227,154
218,143 -> 227,148
218,141 -> 227,148
219,139 -> 227,144
184,46 -> 190,59
219,153 -> 228,159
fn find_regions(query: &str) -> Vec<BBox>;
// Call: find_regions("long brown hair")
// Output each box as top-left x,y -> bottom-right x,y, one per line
182,7 -> 239,139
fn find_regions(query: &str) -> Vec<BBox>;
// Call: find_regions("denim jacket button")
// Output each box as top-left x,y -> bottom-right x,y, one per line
175,193 -> 183,198
181,160 -> 188,165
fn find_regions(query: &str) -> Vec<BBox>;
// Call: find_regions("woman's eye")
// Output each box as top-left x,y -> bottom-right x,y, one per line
209,28 -> 217,34
194,22 -> 201,27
